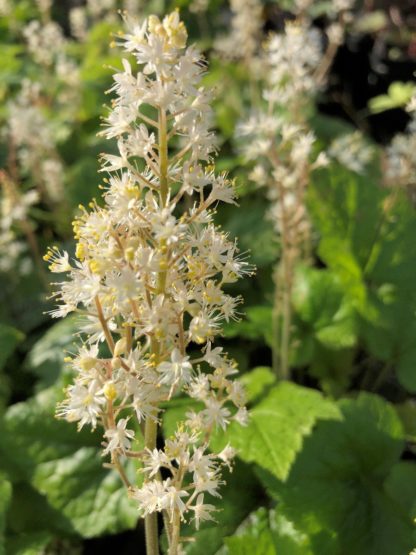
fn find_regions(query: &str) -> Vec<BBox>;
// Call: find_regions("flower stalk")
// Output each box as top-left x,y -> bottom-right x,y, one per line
45,10 -> 251,554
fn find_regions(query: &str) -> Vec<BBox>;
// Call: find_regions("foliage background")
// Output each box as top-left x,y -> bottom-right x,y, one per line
0,1 -> 416,554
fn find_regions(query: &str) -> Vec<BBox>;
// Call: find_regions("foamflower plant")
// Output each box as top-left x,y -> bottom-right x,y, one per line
44,10 -> 250,555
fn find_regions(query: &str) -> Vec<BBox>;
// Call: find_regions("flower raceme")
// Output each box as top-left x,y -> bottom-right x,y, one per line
44,10 -> 250,553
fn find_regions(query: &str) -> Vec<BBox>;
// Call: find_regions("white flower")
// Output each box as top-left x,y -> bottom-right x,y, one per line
57,382 -> 106,430
157,349 -> 193,388
43,247 -> 71,273
234,407 -> 249,426
201,398 -> 231,430
142,448 -> 171,478
190,494 -> 217,529
103,418 -> 135,455
131,480 -> 166,515
217,444 -> 236,469
161,480 -> 189,516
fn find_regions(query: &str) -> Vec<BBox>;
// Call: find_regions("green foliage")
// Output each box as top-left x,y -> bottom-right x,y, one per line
6,532 -> 52,555
0,386 -> 139,542
224,306 -> 273,347
219,196 -> 278,268
25,316 -> 79,389
212,382 -> 340,481
0,475 -> 12,555
292,266 -> 357,351
309,165 -> 416,391
0,324 -> 24,372
291,266 -> 357,394
269,394 -> 415,555
369,82 -> 416,114
225,508 -> 276,555
240,367 -> 276,403
224,508 -> 314,555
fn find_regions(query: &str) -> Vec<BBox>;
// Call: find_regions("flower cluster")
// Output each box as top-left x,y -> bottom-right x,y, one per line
236,20 -> 327,252
385,96 -> 416,202
0,170 -> 38,274
0,5 -> 81,281
132,430 -> 236,530
234,13 -> 336,378
265,22 -> 323,105
7,80 -> 65,204
47,10 -> 250,550
215,0 -> 263,67
70,0 -> 143,40
328,131 -> 374,174
23,19 -> 65,66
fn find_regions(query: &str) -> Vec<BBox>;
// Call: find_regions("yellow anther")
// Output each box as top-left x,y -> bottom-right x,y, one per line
79,357 -> 96,371
89,259 -> 101,274
103,381 -> 117,401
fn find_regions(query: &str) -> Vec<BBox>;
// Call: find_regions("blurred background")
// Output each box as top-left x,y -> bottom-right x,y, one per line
1,1 -> 416,554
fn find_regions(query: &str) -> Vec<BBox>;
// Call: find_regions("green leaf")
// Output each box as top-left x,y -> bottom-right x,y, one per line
2,387 -> 138,538
309,166 -> 416,392
219,196 -> 278,268
292,265 -> 357,349
6,532 -> 51,555
32,447 -> 137,537
369,82 -> 416,114
0,475 -> 12,555
0,324 -> 24,371
225,508 -> 276,555
395,400 -> 416,442
240,367 -> 275,404
308,166 -> 381,298
271,511 -> 314,555
224,508 -> 314,555
360,294 -> 416,392
25,316 -> 79,388
213,382 -> 340,481
224,306 -> 273,347
275,393 -> 415,555
225,507 -> 313,555
6,483 -> 73,537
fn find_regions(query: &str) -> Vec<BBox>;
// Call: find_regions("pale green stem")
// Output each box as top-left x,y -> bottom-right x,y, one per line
272,269 -> 281,378
280,266 -> 292,381
144,103 -> 171,555
168,510 -> 181,555
145,418 -> 160,555
272,261 -> 291,381
158,107 -> 168,207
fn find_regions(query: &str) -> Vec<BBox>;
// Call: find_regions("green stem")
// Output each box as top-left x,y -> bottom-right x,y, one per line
143,104 -> 171,555
168,510 -> 181,555
273,260 -> 291,381
272,269 -> 281,378
158,107 -> 168,207
280,276 -> 291,381
144,418 -> 159,555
